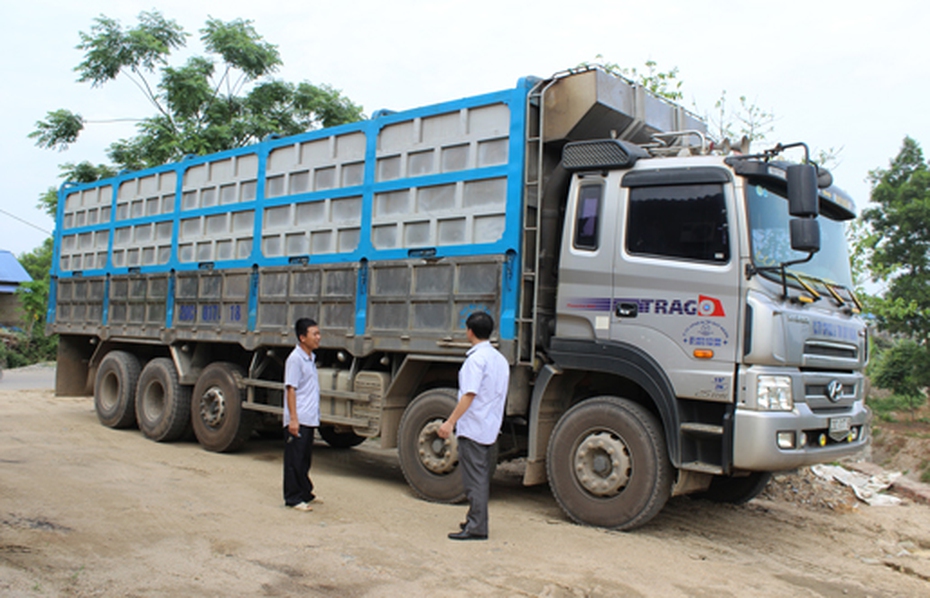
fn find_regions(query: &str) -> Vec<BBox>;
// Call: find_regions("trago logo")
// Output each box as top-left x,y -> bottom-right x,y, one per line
697,295 -> 726,317
568,294 -> 728,317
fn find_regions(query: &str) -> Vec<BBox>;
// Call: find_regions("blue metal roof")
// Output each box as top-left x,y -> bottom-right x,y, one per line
0,250 -> 32,286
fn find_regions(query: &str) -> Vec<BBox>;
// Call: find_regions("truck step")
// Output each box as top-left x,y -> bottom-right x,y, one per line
680,422 -> 724,436
680,461 -> 724,475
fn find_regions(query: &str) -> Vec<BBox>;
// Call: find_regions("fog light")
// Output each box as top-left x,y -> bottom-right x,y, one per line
818,433 -> 827,447
847,428 -> 858,442
777,431 -> 796,449
799,432 -> 808,447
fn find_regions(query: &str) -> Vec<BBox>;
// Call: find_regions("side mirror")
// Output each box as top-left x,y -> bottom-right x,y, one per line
786,164 -> 819,217
790,218 -> 820,253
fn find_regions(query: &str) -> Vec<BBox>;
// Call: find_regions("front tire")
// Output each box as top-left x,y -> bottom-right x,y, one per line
135,357 -> 191,442
94,351 -> 141,429
191,362 -> 254,452
547,397 -> 672,530
397,388 -> 465,503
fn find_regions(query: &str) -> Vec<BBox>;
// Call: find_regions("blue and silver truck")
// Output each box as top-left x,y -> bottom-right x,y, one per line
49,67 -> 870,529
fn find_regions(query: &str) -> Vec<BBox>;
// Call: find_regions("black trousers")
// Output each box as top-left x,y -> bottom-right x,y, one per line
458,436 -> 493,536
283,425 -> 316,506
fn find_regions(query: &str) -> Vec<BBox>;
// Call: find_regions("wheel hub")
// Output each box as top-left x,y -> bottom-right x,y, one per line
142,382 -> 165,418
100,372 -> 119,410
416,419 -> 458,474
200,386 -> 226,427
573,431 -> 631,497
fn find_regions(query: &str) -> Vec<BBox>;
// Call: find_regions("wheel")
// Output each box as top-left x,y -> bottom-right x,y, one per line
135,357 -> 191,442
94,351 -> 141,429
695,472 -> 772,504
397,388 -> 465,503
191,362 -> 254,452
319,425 -> 366,448
546,396 -> 672,530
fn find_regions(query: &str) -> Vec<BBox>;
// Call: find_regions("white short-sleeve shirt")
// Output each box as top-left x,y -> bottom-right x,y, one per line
455,340 -> 510,445
284,344 -> 320,427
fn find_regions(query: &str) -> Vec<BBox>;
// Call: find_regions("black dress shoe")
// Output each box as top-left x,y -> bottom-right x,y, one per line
448,530 -> 487,541
459,521 -> 467,530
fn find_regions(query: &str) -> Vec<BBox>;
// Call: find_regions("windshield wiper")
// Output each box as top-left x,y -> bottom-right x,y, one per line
795,274 -> 862,314
747,252 -> 817,302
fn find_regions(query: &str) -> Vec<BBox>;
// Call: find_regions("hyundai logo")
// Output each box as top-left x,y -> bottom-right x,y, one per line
825,380 -> 844,402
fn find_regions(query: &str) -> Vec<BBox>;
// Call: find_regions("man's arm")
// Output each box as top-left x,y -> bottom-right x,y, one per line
438,392 -> 475,439
286,385 -> 300,436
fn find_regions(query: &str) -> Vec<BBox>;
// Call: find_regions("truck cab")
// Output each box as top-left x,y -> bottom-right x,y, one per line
535,138 -> 869,528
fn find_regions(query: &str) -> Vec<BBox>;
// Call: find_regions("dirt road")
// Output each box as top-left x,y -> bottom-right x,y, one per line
2,369 -> 930,597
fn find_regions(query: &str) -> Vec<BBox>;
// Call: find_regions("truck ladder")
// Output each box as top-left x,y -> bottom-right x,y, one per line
516,80 -> 544,366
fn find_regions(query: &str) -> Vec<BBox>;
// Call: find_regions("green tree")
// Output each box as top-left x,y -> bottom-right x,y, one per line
17,237 -> 54,282
15,238 -> 53,334
9,239 -> 58,366
31,11 -> 363,205
861,137 -> 930,341
868,338 -> 930,419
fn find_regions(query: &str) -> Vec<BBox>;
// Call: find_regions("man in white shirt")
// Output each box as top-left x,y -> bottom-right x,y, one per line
283,317 -> 321,511
438,311 -> 510,540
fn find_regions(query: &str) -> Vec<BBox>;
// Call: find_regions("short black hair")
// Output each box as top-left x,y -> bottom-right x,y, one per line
295,317 -> 318,340
465,311 -> 494,340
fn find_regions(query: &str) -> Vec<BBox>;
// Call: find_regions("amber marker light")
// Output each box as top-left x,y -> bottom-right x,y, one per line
693,349 -> 714,359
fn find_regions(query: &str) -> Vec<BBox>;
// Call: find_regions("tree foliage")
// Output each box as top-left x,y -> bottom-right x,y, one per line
10,239 -> 58,367
860,137 -> 930,341
707,90 -> 775,147
31,11 -> 363,180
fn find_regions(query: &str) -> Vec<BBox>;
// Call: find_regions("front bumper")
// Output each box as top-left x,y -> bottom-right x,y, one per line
732,401 -> 871,471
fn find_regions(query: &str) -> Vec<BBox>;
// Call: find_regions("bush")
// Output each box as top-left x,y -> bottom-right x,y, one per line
0,329 -> 57,369
866,392 -> 928,422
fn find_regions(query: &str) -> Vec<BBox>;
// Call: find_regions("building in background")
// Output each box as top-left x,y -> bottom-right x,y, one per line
0,250 -> 32,329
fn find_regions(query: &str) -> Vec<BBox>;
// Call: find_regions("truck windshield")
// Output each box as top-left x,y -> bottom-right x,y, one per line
746,181 -> 854,289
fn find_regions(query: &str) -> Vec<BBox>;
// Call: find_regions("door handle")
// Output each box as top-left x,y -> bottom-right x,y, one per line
615,302 -> 638,318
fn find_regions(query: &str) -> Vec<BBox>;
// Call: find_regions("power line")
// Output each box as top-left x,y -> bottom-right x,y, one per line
0,208 -> 52,235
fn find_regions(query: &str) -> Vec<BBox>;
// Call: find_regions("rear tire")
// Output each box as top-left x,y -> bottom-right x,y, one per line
398,388 -> 465,503
319,426 -> 366,448
191,362 -> 254,452
94,351 -> 141,429
547,396 -> 672,530
695,472 -> 772,505
135,357 -> 191,442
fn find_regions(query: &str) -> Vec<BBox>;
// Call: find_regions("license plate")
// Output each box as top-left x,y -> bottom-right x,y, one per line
828,417 -> 851,441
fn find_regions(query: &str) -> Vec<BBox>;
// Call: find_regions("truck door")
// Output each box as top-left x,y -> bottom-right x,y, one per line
611,168 -> 740,402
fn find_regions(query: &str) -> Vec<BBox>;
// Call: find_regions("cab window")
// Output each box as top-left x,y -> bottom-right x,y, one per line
626,183 -> 729,263
573,185 -> 603,250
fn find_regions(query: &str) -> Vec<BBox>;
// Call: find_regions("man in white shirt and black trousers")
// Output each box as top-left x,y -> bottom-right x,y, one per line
438,311 -> 510,540
283,317 -> 322,512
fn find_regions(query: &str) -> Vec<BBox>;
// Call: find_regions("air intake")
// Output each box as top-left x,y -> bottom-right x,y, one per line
561,139 -> 648,172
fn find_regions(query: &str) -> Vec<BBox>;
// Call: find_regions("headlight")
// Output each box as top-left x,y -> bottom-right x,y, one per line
757,375 -> 793,411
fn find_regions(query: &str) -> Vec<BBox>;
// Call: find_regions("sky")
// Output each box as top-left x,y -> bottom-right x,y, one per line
2,0 -> 928,258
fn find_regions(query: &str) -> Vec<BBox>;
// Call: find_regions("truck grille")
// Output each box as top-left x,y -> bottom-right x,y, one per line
804,341 -> 857,359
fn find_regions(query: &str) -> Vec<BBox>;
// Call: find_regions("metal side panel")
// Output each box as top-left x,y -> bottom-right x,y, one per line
253,264 -> 357,347
51,277 -> 106,335
366,255 -> 508,356
542,68 -> 706,145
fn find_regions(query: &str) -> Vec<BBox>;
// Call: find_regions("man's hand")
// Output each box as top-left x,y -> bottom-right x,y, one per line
437,420 -> 453,439
288,420 -> 300,437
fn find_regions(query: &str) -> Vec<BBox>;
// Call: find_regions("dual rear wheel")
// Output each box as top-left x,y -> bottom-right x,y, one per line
94,354 -> 254,452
